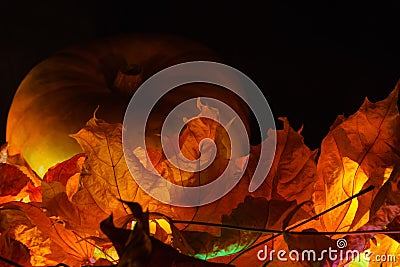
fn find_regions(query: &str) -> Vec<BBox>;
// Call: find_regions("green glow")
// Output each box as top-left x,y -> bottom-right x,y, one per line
195,243 -> 247,260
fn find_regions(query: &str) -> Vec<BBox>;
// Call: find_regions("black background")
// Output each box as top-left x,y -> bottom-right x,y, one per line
0,1 -> 399,148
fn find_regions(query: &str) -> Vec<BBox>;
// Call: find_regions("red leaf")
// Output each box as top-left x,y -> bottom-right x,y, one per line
0,231 -> 31,267
43,153 -> 85,186
0,163 -> 30,197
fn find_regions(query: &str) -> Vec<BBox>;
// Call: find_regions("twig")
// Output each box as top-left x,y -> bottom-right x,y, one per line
72,231 -> 118,263
171,220 -> 400,236
171,220 -> 281,234
227,185 -> 375,264
0,255 -> 23,267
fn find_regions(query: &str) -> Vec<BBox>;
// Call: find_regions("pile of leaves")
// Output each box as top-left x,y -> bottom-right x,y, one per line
1,85 -> 400,267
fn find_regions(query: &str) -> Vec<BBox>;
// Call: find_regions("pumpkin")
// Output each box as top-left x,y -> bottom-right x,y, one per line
6,34 -> 251,176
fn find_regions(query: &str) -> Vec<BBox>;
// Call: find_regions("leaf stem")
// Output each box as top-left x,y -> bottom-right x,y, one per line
171,220 -> 400,235
171,220 -> 280,234
72,231 -> 118,263
227,185 -> 375,264
0,255 -> 23,267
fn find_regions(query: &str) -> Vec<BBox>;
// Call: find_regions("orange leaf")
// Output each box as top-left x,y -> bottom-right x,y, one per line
315,85 -> 400,232
250,117 -> 318,204
0,231 -> 31,267
43,153 -> 85,186
1,202 -> 97,266
69,100 -> 319,262
0,164 -> 30,197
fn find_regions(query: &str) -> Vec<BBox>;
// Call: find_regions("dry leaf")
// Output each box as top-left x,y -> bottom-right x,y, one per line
3,78 -> 400,266
0,201 -> 99,266
250,117 -> 318,204
0,230 -> 31,267
0,143 -> 8,163
100,201 -> 232,267
0,163 -> 30,198
6,152 -> 41,187
315,86 -> 400,232
43,153 -> 85,186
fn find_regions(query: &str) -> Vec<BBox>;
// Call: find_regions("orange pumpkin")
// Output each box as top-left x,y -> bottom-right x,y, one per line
6,34 -> 250,176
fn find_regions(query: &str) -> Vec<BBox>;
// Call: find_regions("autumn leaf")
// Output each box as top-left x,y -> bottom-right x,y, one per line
0,143 -> 7,163
0,202 -> 54,266
68,97 -> 319,264
70,114 -> 173,219
155,99 -> 231,187
250,117 -> 318,204
40,154 -> 105,235
314,86 -> 400,232
100,201 -> 232,267
0,160 -> 41,204
3,79 -> 399,266
41,180 -> 109,236
173,196 -> 269,260
362,234 -> 400,267
43,153 -> 85,187
6,150 -> 41,187
3,147 -> 43,202
0,164 -> 30,198
0,201 -> 102,266
184,118 -> 317,262
0,230 -> 31,267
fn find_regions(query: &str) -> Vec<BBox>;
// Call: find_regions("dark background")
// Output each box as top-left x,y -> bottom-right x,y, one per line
0,1 -> 399,148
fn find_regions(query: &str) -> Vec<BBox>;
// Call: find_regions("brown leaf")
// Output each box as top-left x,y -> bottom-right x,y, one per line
100,202 -> 232,267
0,203 -> 53,266
250,117 -> 318,204
314,86 -> 400,232
26,183 -> 42,203
363,234 -> 400,266
386,215 -> 400,243
6,152 -> 41,186
0,163 -> 30,197
1,202 -> 97,266
70,115 -> 169,219
331,204 -> 400,266
174,196 -> 269,260
0,231 -> 31,267
43,153 -> 85,186
42,181 -> 108,235
69,102 -> 318,262
0,143 -> 7,163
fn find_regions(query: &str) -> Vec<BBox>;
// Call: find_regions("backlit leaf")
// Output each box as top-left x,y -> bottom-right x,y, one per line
315,86 -> 400,232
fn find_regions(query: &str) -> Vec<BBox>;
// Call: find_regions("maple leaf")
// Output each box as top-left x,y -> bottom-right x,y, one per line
0,230 -> 31,267
250,117 -> 318,204
43,153 -> 85,187
314,85 -> 400,232
210,85 -> 400,267
0,143 -> 7,163
100,201 -> 232,267
343,204 -> 400,260
5,149 -> 41,187
171,117 -> 317,260
0,202 -> 99,266
70,114 -> 172,219
67,96 -> 318,264
0,164 -> 30,198
174,196 -> 270,260
4,80 -> 399,266
0,163 -> 38,204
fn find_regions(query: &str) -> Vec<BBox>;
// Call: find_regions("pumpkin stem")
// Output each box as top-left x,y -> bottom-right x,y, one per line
113,64 -> 142,95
